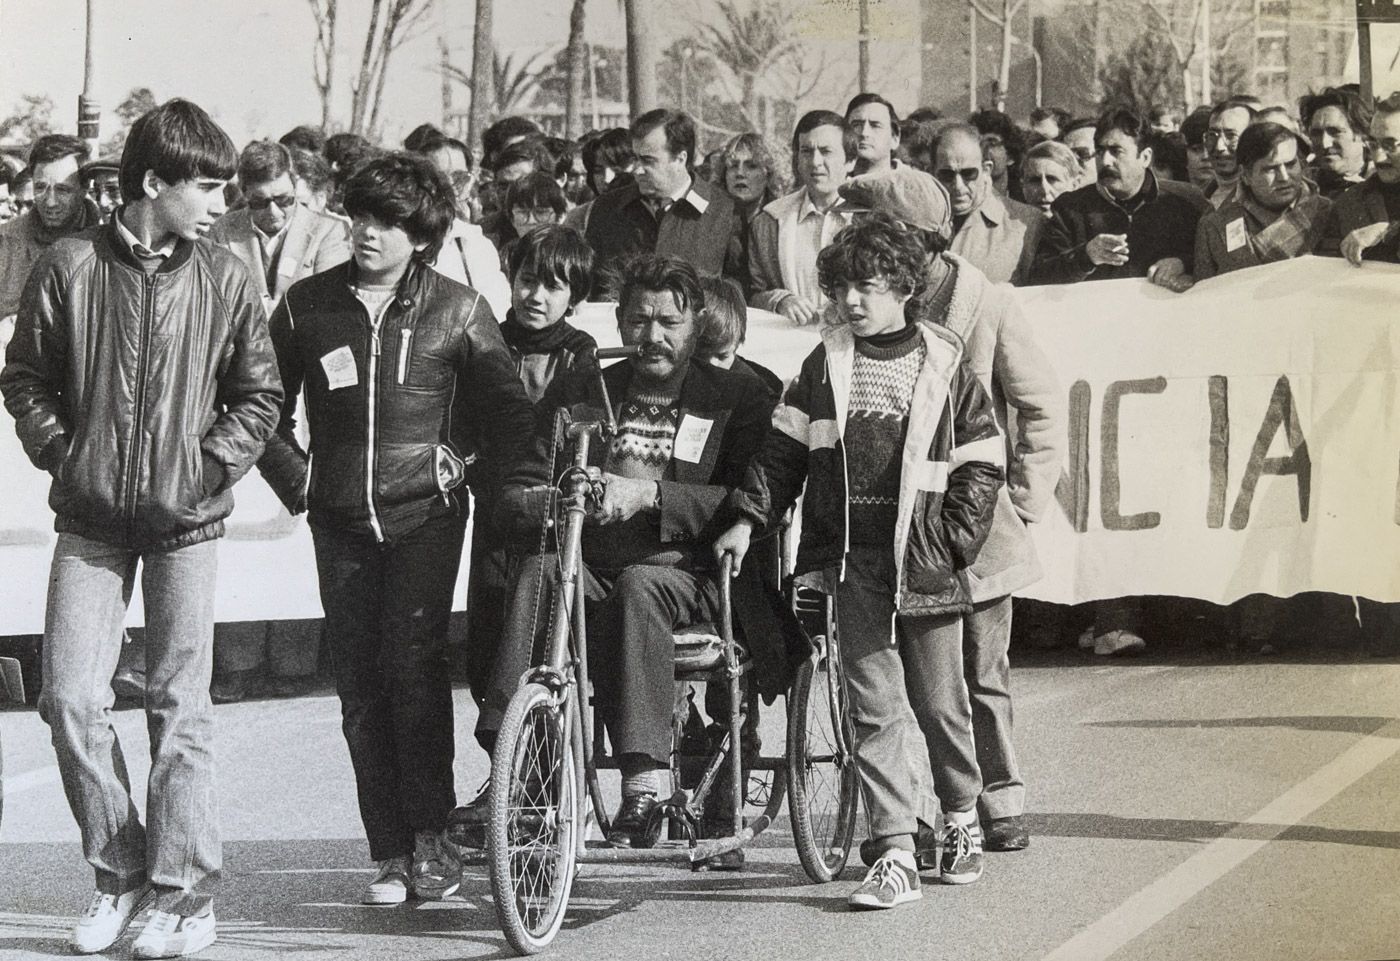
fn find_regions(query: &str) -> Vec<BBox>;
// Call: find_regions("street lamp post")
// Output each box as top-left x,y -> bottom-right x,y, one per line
589,45 -> 605,130
78,0 -> 100,154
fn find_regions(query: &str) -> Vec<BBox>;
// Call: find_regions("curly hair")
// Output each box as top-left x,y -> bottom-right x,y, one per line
817,211 -> 928,302
711,132 -> 787,203
342,151 -> 457,265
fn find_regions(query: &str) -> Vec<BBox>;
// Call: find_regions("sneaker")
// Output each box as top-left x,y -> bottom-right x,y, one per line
848,850 -> 922,910
363,855 -> 411,905
69,885 -> 152,954
446,780 -> 490,849
131,908 -> 216,959
939,819 -> 985,884
860,820 -> 939,869
411,830 -> 462,900
983,815 -> 1030,852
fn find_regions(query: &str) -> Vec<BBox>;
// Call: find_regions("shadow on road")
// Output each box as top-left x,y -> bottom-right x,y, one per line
1028,812 -> 1400,851
1084,715 -> 1399,737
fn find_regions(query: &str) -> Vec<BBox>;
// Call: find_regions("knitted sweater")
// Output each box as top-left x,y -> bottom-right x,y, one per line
845,325 -> 924,546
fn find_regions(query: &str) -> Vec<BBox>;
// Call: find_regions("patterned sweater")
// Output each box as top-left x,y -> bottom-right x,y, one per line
845,325 -> 925,546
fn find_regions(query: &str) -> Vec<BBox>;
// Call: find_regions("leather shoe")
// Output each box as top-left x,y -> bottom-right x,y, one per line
983,815 -> 1030,852
606,793 -> 659,849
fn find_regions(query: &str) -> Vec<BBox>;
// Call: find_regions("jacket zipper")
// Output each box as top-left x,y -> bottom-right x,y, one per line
364,300 -> 387,542
396,328 -> 412,385
124,272 -> 157,534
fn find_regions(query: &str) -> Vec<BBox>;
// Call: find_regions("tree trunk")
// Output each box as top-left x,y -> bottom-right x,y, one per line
565,0 -> 587,138
467,0 -> 495,151
998,0 -> 1013,106
350,0 -> 384,135
623,0 -> 659,116
311,0 -> 338,131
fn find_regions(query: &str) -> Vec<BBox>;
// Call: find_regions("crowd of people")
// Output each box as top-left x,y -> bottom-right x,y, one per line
1,77 -> 1397,957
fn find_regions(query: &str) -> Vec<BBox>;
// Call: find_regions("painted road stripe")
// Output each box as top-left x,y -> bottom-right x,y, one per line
1039,718 -> 1400,961
1,764 -> 59,795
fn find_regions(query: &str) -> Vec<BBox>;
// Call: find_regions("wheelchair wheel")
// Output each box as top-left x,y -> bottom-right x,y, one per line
488,682 -> 578,955
786,646 -> 858,882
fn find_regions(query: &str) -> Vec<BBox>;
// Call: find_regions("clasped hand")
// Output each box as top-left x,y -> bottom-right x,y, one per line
588,472 -> 657,525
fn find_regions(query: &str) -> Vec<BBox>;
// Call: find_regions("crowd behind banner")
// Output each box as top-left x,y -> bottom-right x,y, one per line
1,75 -> 1399,951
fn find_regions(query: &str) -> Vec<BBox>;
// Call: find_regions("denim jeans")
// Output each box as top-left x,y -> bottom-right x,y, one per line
964,596 -> 1024,820
312,510 -> 466,862
835,548 -> 981,845
38,533 -> 221,915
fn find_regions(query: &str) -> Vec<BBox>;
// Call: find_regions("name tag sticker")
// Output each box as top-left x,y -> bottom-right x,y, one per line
321,345 -> 358,390
674,415 -> 713,463
1226,218 -> 1248,252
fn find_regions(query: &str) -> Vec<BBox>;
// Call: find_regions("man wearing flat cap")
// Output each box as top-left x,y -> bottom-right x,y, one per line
838,164 -> 1066,857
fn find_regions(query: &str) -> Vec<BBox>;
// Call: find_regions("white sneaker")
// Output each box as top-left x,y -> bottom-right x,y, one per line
131,908 -> 216,959
363,855 -> 411,905
411,830 -> 463,900
69,885 -> 152,954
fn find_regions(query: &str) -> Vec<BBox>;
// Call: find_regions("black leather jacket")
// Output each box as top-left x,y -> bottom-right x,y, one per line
0,218 -> 283,550
257,260 -> 534,541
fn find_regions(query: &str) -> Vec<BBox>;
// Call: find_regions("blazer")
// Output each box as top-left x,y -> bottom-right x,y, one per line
208,204 -> 351,313
1318,175 -> 1400,262
949,191 -> 1046,287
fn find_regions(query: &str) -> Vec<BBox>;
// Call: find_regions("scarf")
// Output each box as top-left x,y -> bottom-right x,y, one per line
500,310 -> 579,355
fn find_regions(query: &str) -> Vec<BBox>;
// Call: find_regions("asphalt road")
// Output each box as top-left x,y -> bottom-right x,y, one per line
4,643 -> 1400,961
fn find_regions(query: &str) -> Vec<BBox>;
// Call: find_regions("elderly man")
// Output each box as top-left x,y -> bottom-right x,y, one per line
839,164 -> 1064,857
748,109 -> 855,325
1326,91 -> 1400,266
584,110 -> 744,296
0,135 -> 100,321
933,124 -> 1044,286
1031,107 -> 1208,290
1301,87 -> 1371,200
847,93 -> 902,176
467,255 -> 792,858
1193,123 -> 1330,281
208,139 -> 350,318
1204,100 -> 1257,209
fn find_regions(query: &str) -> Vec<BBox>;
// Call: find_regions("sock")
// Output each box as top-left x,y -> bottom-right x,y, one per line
944,808 -> 978,828
619,753 -> 658,798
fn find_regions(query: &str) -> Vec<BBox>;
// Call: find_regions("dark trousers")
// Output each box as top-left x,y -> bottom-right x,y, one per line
476,554 -> 720,766
311,510 -> 467,861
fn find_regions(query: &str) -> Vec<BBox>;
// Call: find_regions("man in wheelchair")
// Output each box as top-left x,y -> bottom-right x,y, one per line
466,253 -> 803,855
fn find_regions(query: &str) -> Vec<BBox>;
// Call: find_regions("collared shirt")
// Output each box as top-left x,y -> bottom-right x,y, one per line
793,190 -> 848,307
254,215 -> 293,284
647,176 -> 711,220
115,211 -> 177,269
948,190 -> 1043,286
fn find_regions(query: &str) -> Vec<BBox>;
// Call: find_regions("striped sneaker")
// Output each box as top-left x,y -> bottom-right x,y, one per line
848,850 -> 922,910
939,819 -> 985,884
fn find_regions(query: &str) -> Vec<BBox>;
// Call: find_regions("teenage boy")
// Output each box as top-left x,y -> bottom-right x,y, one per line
0,99 -> 282,958
715,212 -> 1004,909
256,152 -> 533,906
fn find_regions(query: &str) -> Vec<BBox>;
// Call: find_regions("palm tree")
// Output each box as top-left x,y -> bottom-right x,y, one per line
565,0 -> 588,138
623,0 -> 660,115
467,0 -> 494,149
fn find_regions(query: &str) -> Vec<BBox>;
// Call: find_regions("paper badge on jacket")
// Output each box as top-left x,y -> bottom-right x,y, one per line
321,345 -> 358,390
1226,218 -> 1248,252
674,415 -> 713,463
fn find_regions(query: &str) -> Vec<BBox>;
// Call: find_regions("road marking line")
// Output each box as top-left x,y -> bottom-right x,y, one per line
1,764 -> 59,795
1039,718 -> 1400,961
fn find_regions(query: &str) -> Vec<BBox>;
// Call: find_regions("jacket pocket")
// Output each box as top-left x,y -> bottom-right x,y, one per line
376,442 -> 441,506
903,490 -> 957,597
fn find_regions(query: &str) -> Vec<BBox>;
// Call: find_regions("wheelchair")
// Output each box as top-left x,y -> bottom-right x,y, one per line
483,356 -> 860,955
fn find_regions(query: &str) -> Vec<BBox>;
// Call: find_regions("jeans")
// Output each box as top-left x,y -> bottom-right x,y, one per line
39,533 -> 221,915
312,510 -> 466,862
964,596 -> 1024,820
835,548 -> 981,845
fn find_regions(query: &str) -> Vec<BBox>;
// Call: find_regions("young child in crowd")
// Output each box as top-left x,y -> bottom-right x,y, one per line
694,274 -> 784,399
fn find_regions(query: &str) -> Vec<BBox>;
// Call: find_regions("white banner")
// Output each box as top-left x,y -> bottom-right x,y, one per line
0,255 -> 1396,633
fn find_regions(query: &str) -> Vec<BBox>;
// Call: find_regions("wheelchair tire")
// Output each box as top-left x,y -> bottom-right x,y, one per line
488,682 -> 579,955
786,649 -> 859,883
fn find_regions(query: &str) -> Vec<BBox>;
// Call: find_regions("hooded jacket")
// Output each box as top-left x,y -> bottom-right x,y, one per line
731,320 -> 1004,616
0,217 -> 283,550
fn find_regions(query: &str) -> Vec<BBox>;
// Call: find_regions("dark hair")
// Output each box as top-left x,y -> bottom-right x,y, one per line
508,224 -> 594,307
1148,130 -> 1188,180
969,109 -> 1027,162
403,122 -> 445,153
237,139 -> 293,187
1147,105 -> 1180,125
1210,99 -> 1258,124
696,275 -> 748,353
12,166 -> 32,190
552,141 -> 583,179
582,127 -> 636,192
1061,117 -> 1097,139
1235,122 -> 1304,171
342,152 -> 457,264
1179,106 -> 1213,148
279,124 -> 326,154
817,211 -> 928,302
482,116 -> 543,166
908,106 -> 943,125
792,109 -> 858,179
1095,107 -> 1151,152
1029,106 -> 1062,128
289,146 -> 332,193
1375,90 -> 1400,119
325,133 -> 378,179
506,171 -> 567,216
490,138 -> 546,176
119,99 -> 237,203
615,254 -> 705,318
845,93 -> 901,139
630,109 -> 698,167
29,134 -> 90,168
540,136 -> 570,170
1299,86 -> 1373,138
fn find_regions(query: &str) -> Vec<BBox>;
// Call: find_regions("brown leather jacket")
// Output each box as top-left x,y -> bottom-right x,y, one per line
0,218 -> 283,550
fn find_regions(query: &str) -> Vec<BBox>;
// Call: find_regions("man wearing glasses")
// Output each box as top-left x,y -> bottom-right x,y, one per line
1328,91 -> 1400,265
1203,100 -> 1257,209
210,140 -> 351,317
0,135 -> 101,323
933,124 -> 1043,286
